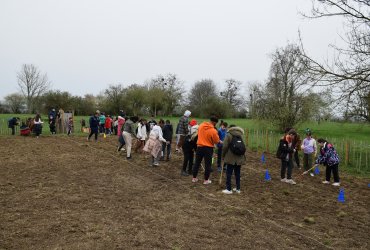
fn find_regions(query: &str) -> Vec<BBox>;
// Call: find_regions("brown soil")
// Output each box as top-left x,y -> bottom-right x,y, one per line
0,136 -> 369,249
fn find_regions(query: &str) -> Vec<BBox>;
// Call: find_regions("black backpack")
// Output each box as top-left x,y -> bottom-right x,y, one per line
229,134 -> 246,156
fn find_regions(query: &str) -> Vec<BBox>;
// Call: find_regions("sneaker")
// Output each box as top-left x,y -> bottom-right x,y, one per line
332,182 -> 340,187
322,181 -> 330,184
86,136 -> 90,141
232,188 -> 241,194
203,180 -> 212,185
310,173 -> 315,177
222,189 -> 232,194
281,178 -> 287,182
126,156 -> 132,160
153,162 -> 159,167
192,178 -> 198,183
181,170 -> 189,176
286,179 -> 296,185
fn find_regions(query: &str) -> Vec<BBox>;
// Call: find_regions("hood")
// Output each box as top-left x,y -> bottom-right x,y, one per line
118,116 -> 125,120
201,122 -> 216,131
190,124 -> 199,135
184,110 -> 191,117
228,126 -> 244,136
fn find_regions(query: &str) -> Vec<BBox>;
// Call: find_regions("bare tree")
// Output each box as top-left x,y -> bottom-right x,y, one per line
4,93 -> 25,113
147,74 -> 185,115
17,64 -> 50,113
252,44 -> 323,130
300,0 -> 370,98
220,79 -> 245,111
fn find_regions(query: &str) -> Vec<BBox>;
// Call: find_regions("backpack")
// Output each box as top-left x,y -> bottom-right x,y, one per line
229,134 -> 246,156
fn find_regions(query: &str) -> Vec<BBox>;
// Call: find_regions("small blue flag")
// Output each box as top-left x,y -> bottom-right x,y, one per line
338,188 -> 345,203
314,166 -> 320,175
264,169 -> 271,181
261,153 -> 266,164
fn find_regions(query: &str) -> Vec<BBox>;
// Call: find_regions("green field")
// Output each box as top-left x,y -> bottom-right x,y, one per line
1,114 -> 369,176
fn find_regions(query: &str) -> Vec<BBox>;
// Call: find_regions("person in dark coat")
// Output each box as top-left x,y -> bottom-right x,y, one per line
8,117 -> 19,135
87,112 -> 100,141
161,120 -> 173,161
221,125 -> 246,194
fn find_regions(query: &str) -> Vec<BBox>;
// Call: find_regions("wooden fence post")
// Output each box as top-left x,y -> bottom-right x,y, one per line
245,128 -> 249,147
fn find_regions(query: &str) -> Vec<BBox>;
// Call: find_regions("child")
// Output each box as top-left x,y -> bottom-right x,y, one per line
221,125 -> 246,194
67,117 -> 73,136
143,119 -> 166,166
315,138 -> 340,186
87,112 -> 100,142
116,116 -> 126,152
181,119 -> 198,176
105,115 -> 113,135
33,113 -> 43,138
135,119 -> 147,153
217,122 -> 228,172
276,128 -> 297,185
162,120 -> 173,161
301,128 -> 317,176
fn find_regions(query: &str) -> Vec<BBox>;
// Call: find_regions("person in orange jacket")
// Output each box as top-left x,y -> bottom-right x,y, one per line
192,116 -> 220,185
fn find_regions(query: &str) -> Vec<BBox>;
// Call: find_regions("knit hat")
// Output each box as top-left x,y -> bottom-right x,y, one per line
189,119 -> 197,127
305,128 -> 312,135
184,110 -> 191,117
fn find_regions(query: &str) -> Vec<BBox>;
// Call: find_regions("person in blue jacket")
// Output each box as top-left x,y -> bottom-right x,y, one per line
87,112 -> 100,141
217,122 -> 228,172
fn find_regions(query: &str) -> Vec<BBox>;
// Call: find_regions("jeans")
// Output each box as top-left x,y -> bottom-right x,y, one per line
88,129 -> 98,141
217,146 -> 223,169
225,164 -> 241,191
294,150 -> 300,168
326,164 -> 340,182
303,153 -> 313,171
162,142 -> 171,159
182,145 -> 194,173
192,146 -> 213,180
281,158 -> 293,179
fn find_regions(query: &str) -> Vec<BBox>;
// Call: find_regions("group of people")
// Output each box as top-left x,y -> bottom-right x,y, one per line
277,128 -> 341,186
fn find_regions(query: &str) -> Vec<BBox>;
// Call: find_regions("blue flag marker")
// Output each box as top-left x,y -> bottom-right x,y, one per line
338,188 -> 345,203
314,165 -> 320,175
264,169 -> 271,181
261,153 -> 266,164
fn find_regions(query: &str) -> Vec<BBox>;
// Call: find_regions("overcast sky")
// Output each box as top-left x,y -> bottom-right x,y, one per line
0,0 -> 345,100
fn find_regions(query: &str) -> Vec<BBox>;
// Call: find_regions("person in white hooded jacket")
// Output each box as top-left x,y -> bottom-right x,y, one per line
143,119 -> 167,166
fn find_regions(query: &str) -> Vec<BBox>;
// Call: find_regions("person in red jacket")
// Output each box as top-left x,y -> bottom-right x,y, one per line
105,115 -> 113,135
192,116 -> 220,185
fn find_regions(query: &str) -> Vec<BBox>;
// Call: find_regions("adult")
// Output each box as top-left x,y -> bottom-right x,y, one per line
221,125 -> 246,194
316,138 -> 341,186
301,128 -> 317,176
135,118 -> 147,153
87,112 -> 100,142
147,115 -> 157,131
122,116 -> 138,160
192,116 -> 220,184
277,128 -> 297,185
177,110 -> 191,149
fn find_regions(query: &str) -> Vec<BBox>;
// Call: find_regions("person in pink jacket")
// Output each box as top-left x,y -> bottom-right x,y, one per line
116,116 -> 126,152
